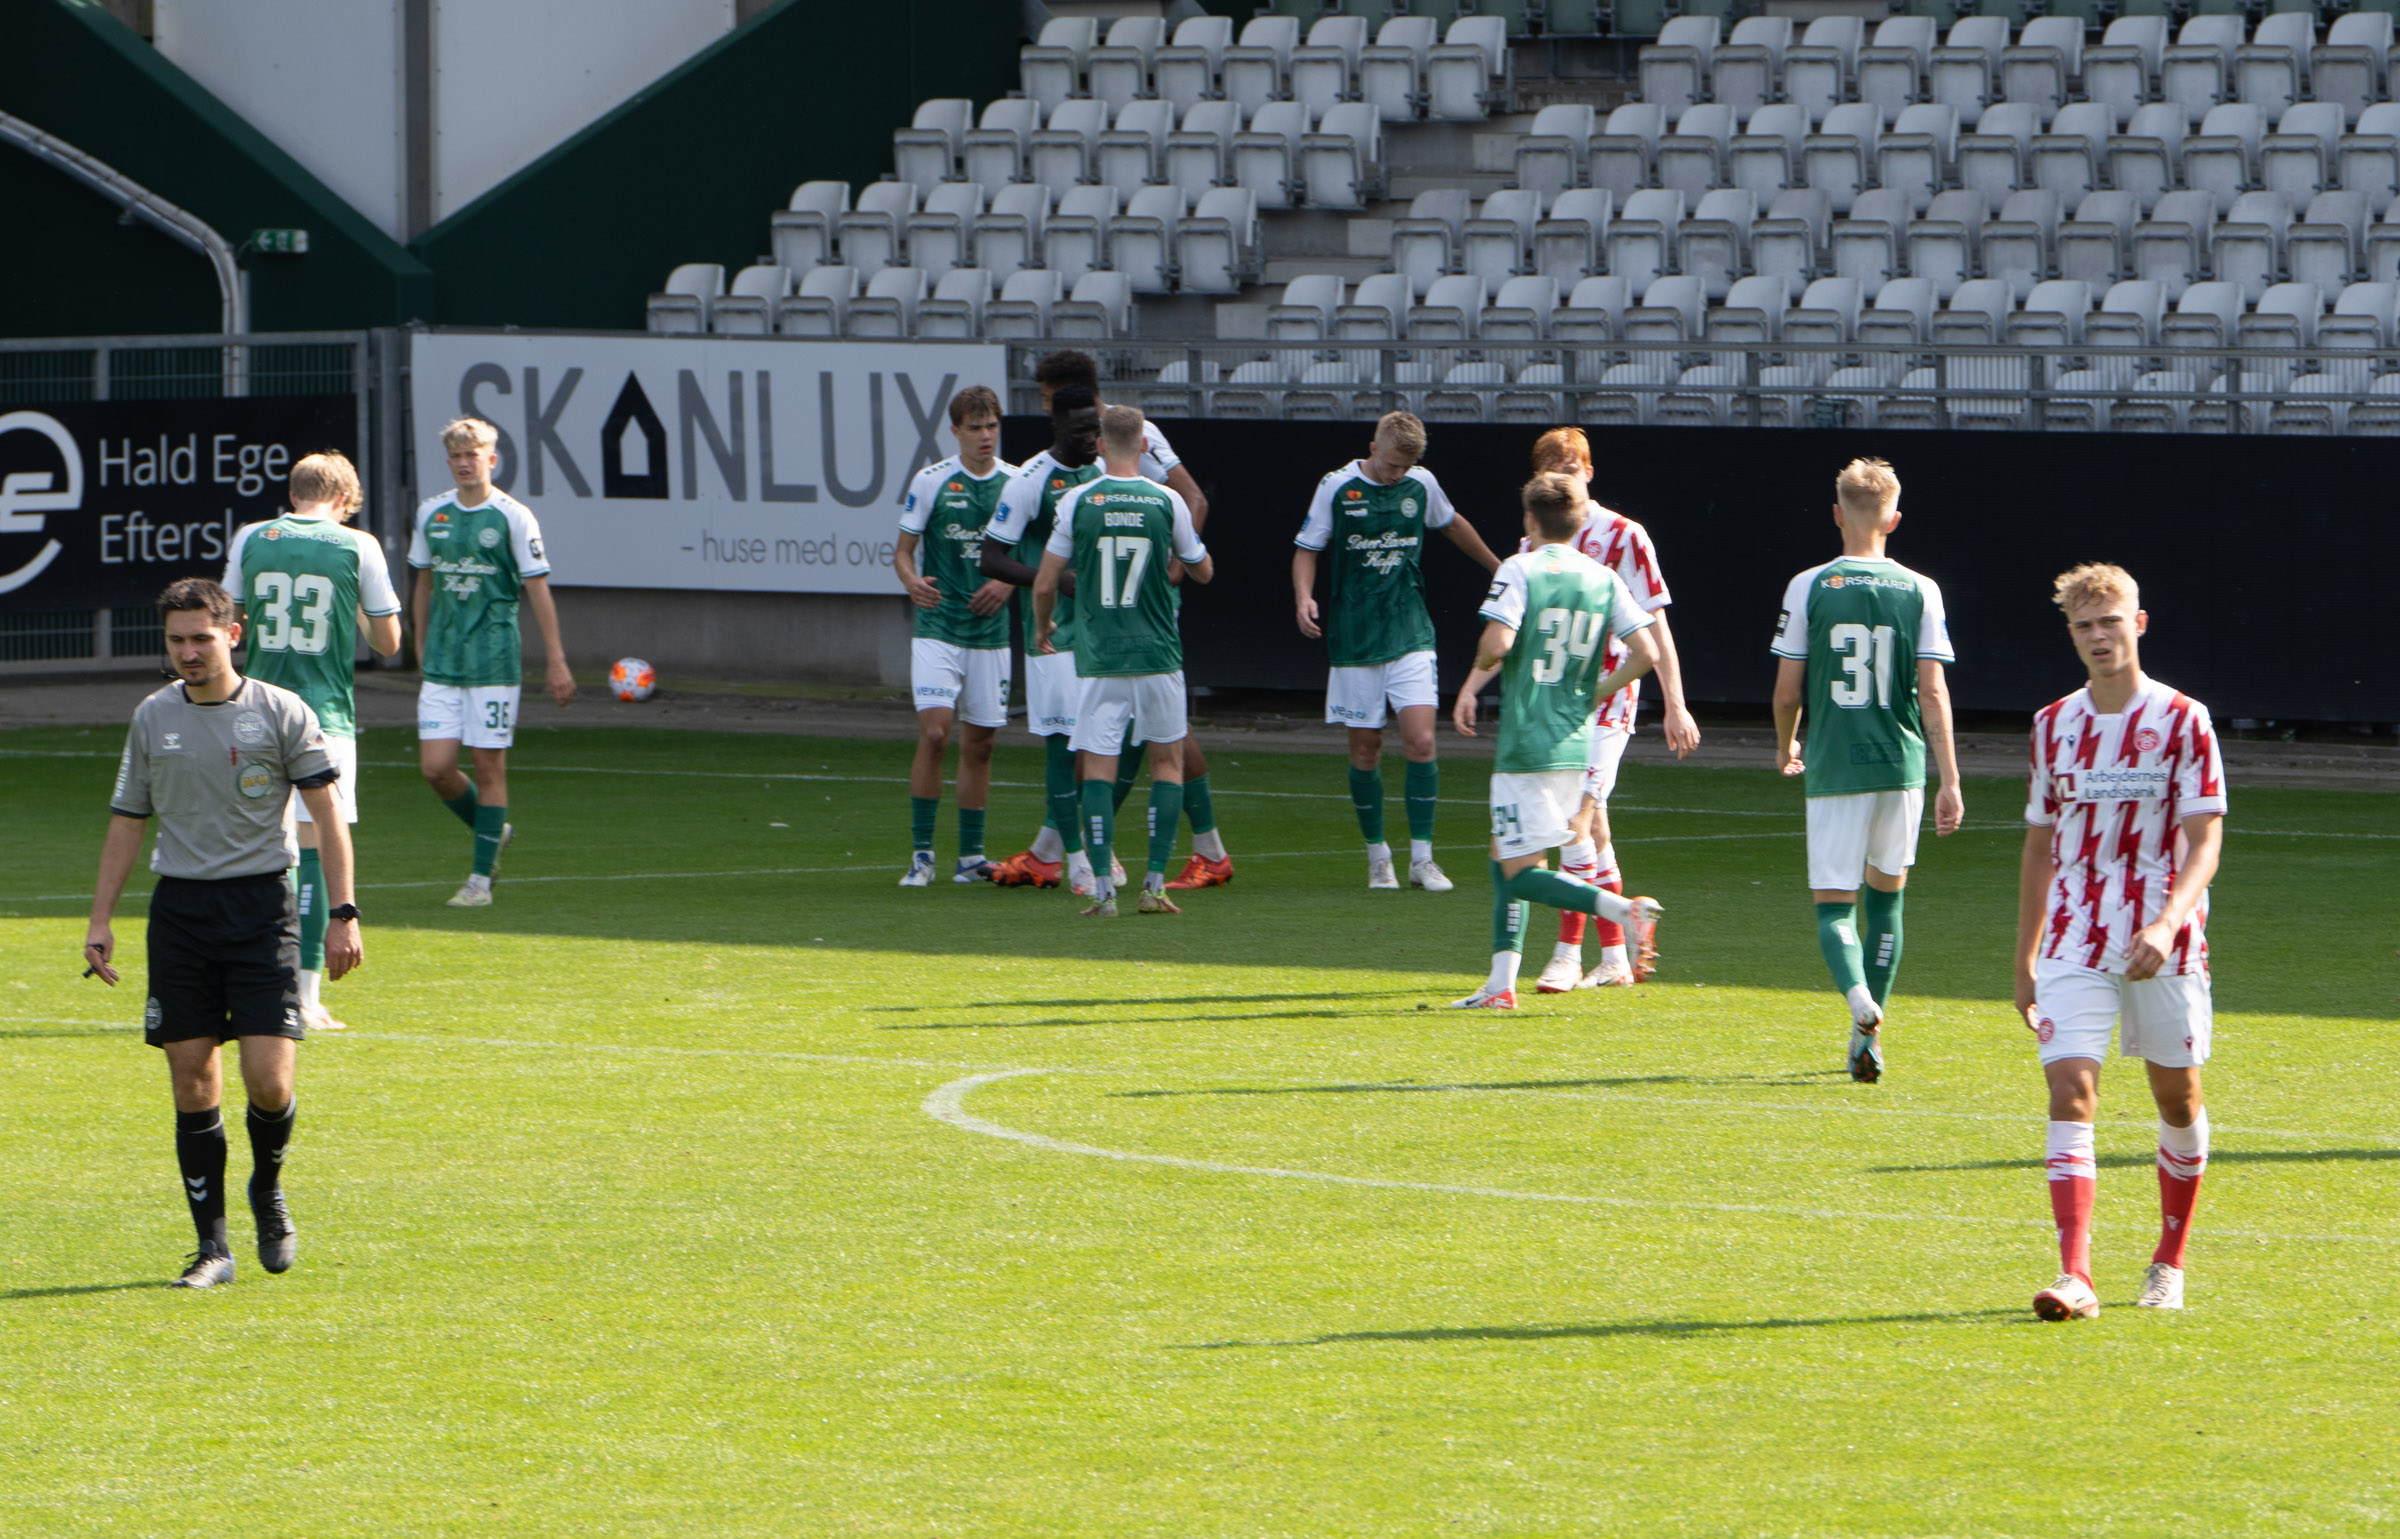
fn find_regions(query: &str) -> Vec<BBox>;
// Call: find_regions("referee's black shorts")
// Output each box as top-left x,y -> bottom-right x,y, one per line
144,874 -> 302,1047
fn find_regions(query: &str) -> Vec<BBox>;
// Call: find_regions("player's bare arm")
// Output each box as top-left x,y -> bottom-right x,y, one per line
981,539 -> 1072,600
1452,659 -> 1501,737
81,812 -> 148,985
2013,825 -> 2054,1022
1165,465 -> 1209,530
1646,610 -> 1701,758
1917,658 -> 1965,835
1031,550 -> 1068,651
893,532 -> 943,609
363,606 -> 402,657
1771,656 -> 1807,775
1291,547 -> 1322,637
410,567 -> 433,670
522,575 -> 576,707
2126,812 -> 2223,981
303,783 -> 364,979
1438,514 -> 1504,574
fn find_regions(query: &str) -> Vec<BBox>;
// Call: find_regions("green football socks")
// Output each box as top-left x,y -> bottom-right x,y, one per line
471,804 -> 508,878
1490,861 -> 1528,954
1079,779 -> 1117,889
295,848 -> 326,973
1183,772 -> 1217,835
1145,781 -> 1184,879
910,796 -> 939,854
958,807 -> 986,861
1507,865 -> 1601,915
441,787 -> 479,829
1045,737 -> 1084,854
1349,766 -> 1385,844
1816,902 -> 1869,996
1403,759 -> 1439,844
1860,887 -> 1905,1006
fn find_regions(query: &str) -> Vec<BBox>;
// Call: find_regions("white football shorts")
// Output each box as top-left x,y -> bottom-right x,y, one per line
294,732 -> 359,825
2032,956 -> 2213,1068
418,683 -> 520,750
1805,787 -> 1924,891
1490,769 -> 1583,860
1324,649 -> 1438,730
1070,672 -> 1189,756
1582,723 -> 1632,805
911,638 -> 1009,728
1025,650 -> 1080,737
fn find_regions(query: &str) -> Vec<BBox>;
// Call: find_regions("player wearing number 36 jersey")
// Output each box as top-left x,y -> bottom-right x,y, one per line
1770,458 -> 1962,1083
225,451 -> 401,1034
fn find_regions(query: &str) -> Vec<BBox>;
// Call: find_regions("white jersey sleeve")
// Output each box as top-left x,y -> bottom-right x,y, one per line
1914,570 -> 1957,661
1167,486 -> 1208,563
222,523 -> 260,594
1406,465 -> 1457,530
1139,422 -> 1181,481
406,496 -> 441,569
1479,553 -> 1532,630
1041,484 -> 1087,562
984,460 -> 1049,546
354,528 -> 403,616
1770,565 -> 1824,658
1294,466 -> 1344,550
897,459 -> 953,537
496,492 -> 550,578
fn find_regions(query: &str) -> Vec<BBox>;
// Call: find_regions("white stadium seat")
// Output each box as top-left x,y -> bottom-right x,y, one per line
771,181 -> 849,274
1154,16 -> 1233,118
645,262 -> 722,334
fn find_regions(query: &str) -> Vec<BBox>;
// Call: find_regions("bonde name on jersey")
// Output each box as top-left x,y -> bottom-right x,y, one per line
1103,509 -> 1148,528
2056,768 -> 2172,802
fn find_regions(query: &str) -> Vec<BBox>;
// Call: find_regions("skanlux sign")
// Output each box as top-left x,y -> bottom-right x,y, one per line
409,333 -> 1006,595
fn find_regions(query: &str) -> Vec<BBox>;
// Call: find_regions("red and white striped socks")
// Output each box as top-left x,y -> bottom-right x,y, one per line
2154,1110 -> 2209,1269
2045,1120 -> 2097,1284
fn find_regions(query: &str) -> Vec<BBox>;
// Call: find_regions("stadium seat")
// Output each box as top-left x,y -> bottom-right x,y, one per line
1626,274 -> 1707,348
1787,275 -> 1864,350
1533,188 -> 1611,287
1607,188 -> 1684,297
1428,17 -> 1511,122
707,263 -> 788,335
965,99 -> 1041,189
971,184 -> 1050,278
2240,280 -> 2323,383
1753,187 -> 1832,291
1483,272 -> 1560,341
1593,103 -> 1667,207
2162,15 -> 2245,129
847,267 -> 926,338
771,181 -> 849,274
2233,12 -> 2313,123
1052,270 -> 1136,340
1712,272 -> 1796,343
2001,17 -> 2084,126
1786,16 -> 1867,127
916,268 -> 992,339
1290,16 -> 1368,119
1656,103 -> 1737,204
1232,101 -> 1313,209
2328,277 -> 2400,344
1107,184 -> 1185,293
2162,279 -> 2244,348
1930,16 -> 2012,129
1167,101 -> 1242,201
895,99 -> 972,193
2034,103 -> 2115,207
2008,276 -> 2094,346
1285,357 -> 1369,421
1029,100 -> 1105,198
1803,103 -> 1883,216
1713,16 -> 1796,121
2338,103 -> 2400,207
1268,272 -> 1346,345
2110,102 -> 2189,215
2085,17 -> 2169,130
2132,189 -> 2214,299
1336,271 -> 1413,339
645,262 -> 722,334
983,267 -> 1066,340
2087,279 -> 2166,358
2312,12 -> 2392,129
2213,189 -> 2293,302
904,183 -> 985,281
1021,17 -> 1100,118
1908,189 -> 1987,299
776,264 -> 857,337
1302,103 -> 1384,209
2109,368 -> 2199,433
1088,17 -> 1167,116
2269,369 -> 2353,434
1154,16 -> 1233,117
1680,188 -> 1755,299
1729,105 -> 1808,203
2058,190 -> 2138,289
1042,186 -> 1117,288
1464,188 -> 1543,290
1639,17 -> 1721,122
2261,102 -> 2341,207
1556,275 -> 1633,380
1098,100 -> 1174,194
1516,104 -> 1598,205
1362,16 -> 1439,123
1880,103 -> 1959,214
1957,101 -> 2036,211
2290,189 -> 2368,292
1425,359 -> 1508,423
1859,16 -> 1938,120
837,183 -> 916,274
1223,16 -> 1301,117
1832,188 -> 1910,301
1934,277 -> 2015,344
1391,188 -> 1469,299
1982,187 -> 2059,300
1409,273 -> 1487,341
1176,186 -> 1260,293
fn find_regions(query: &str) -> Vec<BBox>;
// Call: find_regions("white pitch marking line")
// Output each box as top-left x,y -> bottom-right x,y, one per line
922,1069 -> 2399,1245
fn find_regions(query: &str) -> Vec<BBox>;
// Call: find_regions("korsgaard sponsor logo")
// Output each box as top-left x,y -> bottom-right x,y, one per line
1825,572 -> 1915,593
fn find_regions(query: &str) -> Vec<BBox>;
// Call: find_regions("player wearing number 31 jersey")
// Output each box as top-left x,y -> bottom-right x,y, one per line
1770,458 -> 1962,1083
226,451 -> 401,1033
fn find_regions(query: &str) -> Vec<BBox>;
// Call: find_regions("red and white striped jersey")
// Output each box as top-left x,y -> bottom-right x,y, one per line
2026,677 -> 2228,976
1520,502 -> 1672,733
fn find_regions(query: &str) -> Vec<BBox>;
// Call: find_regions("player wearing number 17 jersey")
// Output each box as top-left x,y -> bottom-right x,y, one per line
225,451 -> 401,1033
1770,458 -> 1962,1082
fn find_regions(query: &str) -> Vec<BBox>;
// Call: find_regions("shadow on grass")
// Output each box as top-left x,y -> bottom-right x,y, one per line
1,1281 -> 160,1301
1178,1306 -> 2028,1349
883,1007 -> 1412,1030
1115,1071 -> 1827,1099
869,989 -> 1435,1011
1875,1147 -> 2400,1174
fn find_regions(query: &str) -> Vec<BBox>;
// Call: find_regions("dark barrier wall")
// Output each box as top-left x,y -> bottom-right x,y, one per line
1001,418 -> 2399,724
413,0 -> 1019,330
0,0 -> 433,337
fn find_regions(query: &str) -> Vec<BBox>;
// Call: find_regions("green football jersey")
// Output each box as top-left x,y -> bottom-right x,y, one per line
1042,475 -> 1207,678
1483,545 -> 1650,774
986,451 -> 1101,653
1770,555 -> 1956,797
899,455 -> 1013,648
408,488 -> 551,688
1294,461 -> 1460,668
224,514 -> 401,738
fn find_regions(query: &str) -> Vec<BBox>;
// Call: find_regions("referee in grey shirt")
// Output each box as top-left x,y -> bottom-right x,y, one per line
85,577 -> 364,1289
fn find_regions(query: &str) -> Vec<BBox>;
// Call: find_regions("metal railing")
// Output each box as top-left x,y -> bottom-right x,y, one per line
1004,338 -> 2400,433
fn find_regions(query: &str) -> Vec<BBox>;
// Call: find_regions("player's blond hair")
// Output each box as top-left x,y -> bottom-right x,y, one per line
289,451 -> 363,519
1100,403 -> 1146,459
440,417 -> 499,453
2053,562 -> 2139,615
1834,457 -> 1900,514
1375,411 -> 1427,464
1531,427 -> 1591,476
1522,471 -> 1585,541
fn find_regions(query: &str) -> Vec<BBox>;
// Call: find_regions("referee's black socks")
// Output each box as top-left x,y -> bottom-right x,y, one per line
245,1099 -> 296,1202
174,1108 -> 229,1255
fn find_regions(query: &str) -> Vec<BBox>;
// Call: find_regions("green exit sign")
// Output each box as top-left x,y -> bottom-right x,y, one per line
249,228 -> 310,254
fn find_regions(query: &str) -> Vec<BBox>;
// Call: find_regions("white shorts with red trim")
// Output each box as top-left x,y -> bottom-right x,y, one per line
2031,956 -> 2213,1068
1582,723 -> 1631,805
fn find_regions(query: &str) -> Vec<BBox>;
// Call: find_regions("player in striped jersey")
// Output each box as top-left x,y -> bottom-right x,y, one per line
894,386 -> 1016,886
2018,564 -> 2227,1322
224,451 -> 401,1033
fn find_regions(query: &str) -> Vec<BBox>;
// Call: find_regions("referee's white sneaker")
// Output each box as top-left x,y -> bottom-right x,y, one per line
1366,854 -> 1400,890
898,852 -> 936,888
2033,1272 -> 2100,1321
171,1249 -> 236,1289
2136,1262 -> 2186,1310
445,881 -> 493,909
1409,858 -> 1454,893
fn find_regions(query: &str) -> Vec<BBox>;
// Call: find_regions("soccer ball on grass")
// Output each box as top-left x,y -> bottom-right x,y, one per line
609,657 -> 657,702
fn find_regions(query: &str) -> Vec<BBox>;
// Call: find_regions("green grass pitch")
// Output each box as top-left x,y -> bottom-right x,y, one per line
2,721 -> 2396,1536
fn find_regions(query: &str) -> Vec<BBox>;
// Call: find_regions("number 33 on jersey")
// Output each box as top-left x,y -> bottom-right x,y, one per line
1771,556 -> 1955,797
226,514 -> 403,739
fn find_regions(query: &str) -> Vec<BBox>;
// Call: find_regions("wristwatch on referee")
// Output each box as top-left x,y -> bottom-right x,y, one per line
326,903 -> 362,923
